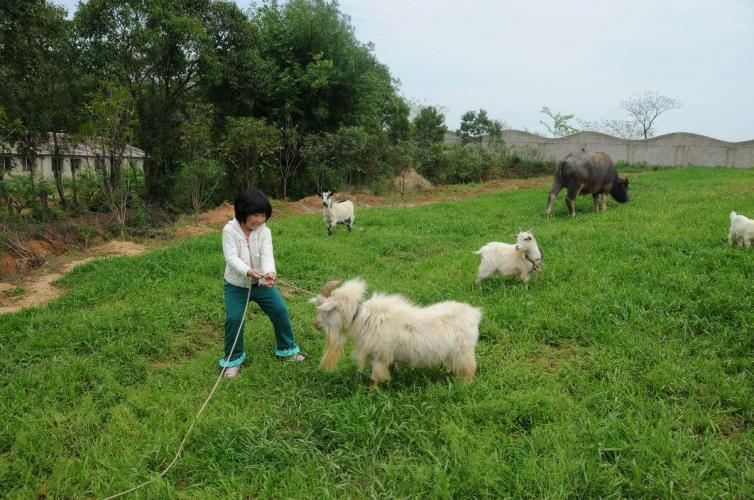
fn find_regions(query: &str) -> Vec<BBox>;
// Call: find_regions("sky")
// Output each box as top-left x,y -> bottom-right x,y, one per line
56,0 -> 754,141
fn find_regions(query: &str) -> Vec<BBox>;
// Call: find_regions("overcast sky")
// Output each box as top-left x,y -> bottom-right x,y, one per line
57,0 -> 754,141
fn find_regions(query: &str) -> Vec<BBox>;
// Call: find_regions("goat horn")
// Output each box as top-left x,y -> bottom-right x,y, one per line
320,279 -> 342,297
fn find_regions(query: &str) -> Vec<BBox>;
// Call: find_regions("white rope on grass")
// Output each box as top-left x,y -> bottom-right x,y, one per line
105,240 -> 323,498
103,282 -> 252,499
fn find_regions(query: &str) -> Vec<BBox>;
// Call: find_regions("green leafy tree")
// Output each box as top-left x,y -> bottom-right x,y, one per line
177,102 -> 220,225
539,106 -> 579,137
223,117 -> 281,190
412,106 -> 447,146
458,109 -> 505,145
79,86 -> 138,239
75,0 -> 222,201
255,0 -> 403,134
1,0 -> 82,210
277,118 -> 305,199
301,131 -> 336,193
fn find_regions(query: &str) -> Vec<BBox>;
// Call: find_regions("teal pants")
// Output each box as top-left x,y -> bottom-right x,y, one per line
220,280 -> 300,367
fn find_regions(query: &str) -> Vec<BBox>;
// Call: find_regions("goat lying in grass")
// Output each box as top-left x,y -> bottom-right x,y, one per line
309,279 -> 482,387
729,211 -> 754,248
317,190 -> 355,236
475,231 -> 543,288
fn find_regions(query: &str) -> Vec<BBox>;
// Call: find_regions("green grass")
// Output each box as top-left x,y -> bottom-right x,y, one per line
1,167 -> 753,498
2,287 -> 25,299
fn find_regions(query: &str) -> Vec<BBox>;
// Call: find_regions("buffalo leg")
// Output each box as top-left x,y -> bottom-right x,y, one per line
545,184 -> 562,217
593,193 -> 600,212
566,184 -> 584,218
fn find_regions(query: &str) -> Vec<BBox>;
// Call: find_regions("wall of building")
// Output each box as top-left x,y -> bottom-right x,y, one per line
444,130 -> 754,168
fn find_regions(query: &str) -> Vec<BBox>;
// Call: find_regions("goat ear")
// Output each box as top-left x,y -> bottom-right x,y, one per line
316,300 -> 337,313
308,295 -> 324,305
316,193 -> 322,198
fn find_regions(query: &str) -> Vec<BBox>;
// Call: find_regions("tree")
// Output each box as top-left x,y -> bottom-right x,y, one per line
277,118 -> 304,199
177,102 -> 220,225
333,126 -> 368,191
255,0 -> 403,134
578,119 -> 643,140
621,91 -> 681,139
177,159 -> 222,226
1,0 -> 82,211
79,86 -> 138,239
301,132 -> 336,193
223,117 -> 281,190
412,106 -> 447,146
458,109 -> 506,145
539,106 -> 578,137
75,0 -> 222,201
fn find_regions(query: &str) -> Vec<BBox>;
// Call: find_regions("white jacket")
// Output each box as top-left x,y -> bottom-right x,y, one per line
222,218 -> 276,288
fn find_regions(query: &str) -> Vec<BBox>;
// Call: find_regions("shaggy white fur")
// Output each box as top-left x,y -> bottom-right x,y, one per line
475,231 -> 543,288
729,211 -> 754,248
309,278 -> 481,387
317,190 -> 355,236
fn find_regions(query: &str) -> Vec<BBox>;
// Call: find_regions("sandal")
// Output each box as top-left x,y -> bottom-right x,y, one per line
277,353 -> 307,362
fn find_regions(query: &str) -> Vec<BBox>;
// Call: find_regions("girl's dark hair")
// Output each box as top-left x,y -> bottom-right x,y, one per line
234,188 -> 272,223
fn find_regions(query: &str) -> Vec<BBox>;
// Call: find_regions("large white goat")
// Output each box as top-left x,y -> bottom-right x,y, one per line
318,190 -> 354,236
309,279 -> 481,387
475,231 -> 543,288
729,211 -> 754,248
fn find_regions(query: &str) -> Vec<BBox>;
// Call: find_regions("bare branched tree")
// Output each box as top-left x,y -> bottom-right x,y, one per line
621,91 -> 681,139
578,119 -> 644,140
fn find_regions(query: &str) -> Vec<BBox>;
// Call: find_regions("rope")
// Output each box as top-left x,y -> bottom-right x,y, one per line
104,236 -> 313,498
105,277 -> 320,498
104,281 -> 251,499
275,278 -> 317,297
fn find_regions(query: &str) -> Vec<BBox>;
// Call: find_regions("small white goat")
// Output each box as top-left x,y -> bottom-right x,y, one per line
317,190 -> 354,236
309,279 -> 481,387
729,211 -> 754,248
475,231 -> 543,288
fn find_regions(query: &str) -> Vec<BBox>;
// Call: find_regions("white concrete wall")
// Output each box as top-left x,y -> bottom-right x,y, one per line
444,130 -> 754,168
503,130 -> 754,168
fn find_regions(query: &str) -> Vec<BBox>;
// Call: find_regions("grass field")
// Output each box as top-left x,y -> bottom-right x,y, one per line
1,167 -> 753,498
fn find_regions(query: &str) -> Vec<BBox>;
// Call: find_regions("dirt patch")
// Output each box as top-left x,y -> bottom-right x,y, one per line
0,242 -> 148,314
198,176 -> 550,227
1,175 -> 551,314
88,240 -> 148,256
175,225 -> 216,239
202,202 -> 234,225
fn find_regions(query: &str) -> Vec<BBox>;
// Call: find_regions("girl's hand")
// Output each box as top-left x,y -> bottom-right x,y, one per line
262,272 -> 276,287
247,269 -> 264,279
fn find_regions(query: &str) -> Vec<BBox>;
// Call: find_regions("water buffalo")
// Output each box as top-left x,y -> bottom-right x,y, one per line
545,151 -> 629,217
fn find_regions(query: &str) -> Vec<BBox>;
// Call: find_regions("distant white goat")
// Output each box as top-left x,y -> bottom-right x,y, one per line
317,190 -> 354,236
309,279 -> 482,387
729,211 -> 754,248
475,231 -> 543,288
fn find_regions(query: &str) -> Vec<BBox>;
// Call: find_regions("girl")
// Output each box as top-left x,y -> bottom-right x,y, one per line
220,188 -> 305,378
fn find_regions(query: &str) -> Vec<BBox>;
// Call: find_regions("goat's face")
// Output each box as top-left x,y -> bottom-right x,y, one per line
318,190 -> 336,208
308,278 -> 370,372
514,231 -> 537,253
307,278 -> 341,331
311,297 -> 342,332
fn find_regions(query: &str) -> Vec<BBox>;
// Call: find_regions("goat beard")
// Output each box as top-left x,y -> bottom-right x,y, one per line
320,328 -> 346,372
